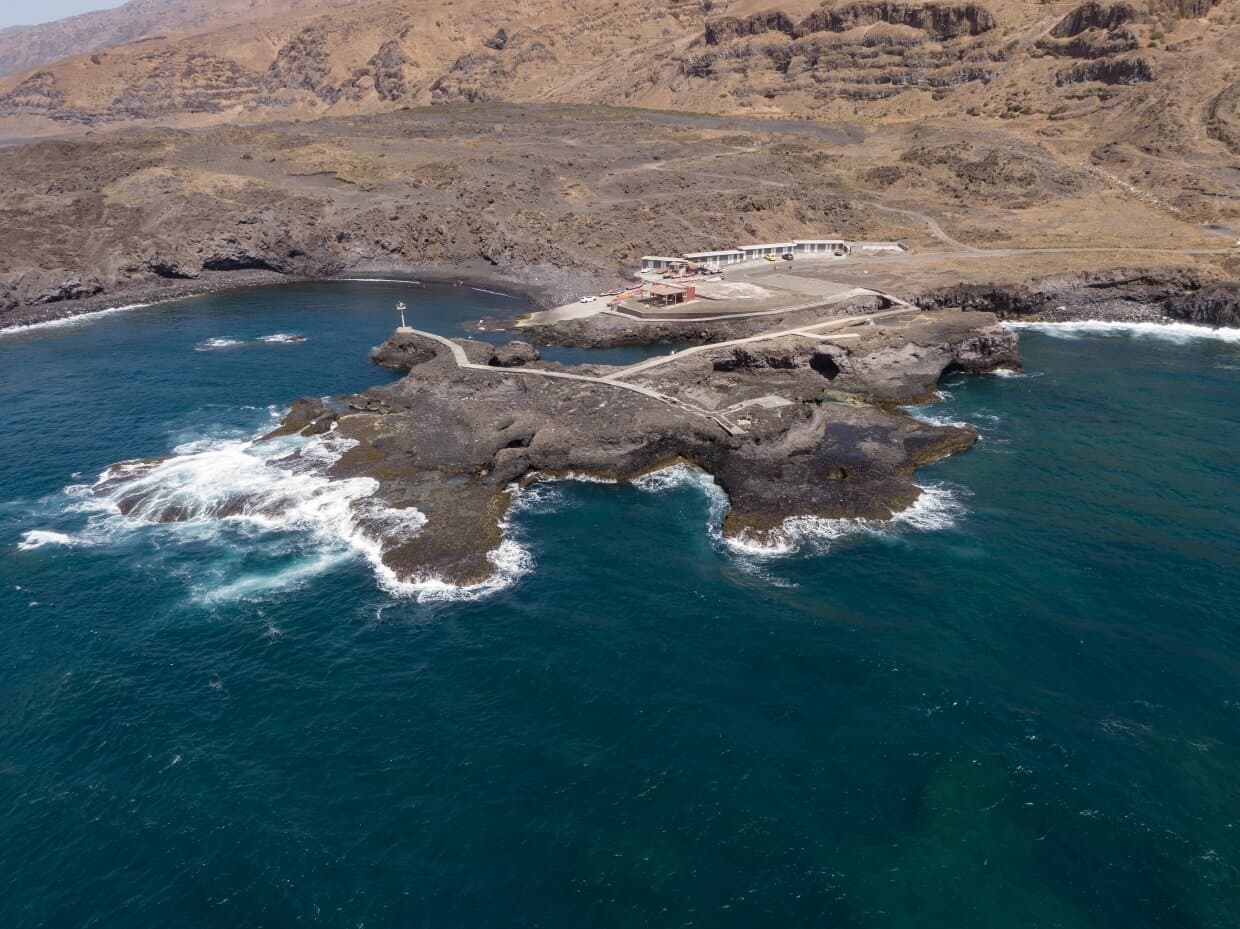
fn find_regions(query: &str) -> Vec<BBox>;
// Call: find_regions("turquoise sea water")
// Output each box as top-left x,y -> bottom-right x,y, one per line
1,284 -> 1237,928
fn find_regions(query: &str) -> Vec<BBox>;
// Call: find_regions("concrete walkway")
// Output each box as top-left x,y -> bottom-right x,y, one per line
395,327 -> 747,434
396,302 -> 915,438
600,307 -> 915,383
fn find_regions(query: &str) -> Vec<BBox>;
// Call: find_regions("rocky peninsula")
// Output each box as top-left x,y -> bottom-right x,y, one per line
98,300 -> 1019,587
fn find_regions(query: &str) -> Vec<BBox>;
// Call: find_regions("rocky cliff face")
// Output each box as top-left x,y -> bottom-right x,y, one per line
705,3 -> 998,44
1050,2 -> 1145,38
914,268 -> 1238,326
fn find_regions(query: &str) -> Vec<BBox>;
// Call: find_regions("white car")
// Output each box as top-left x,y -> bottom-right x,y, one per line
579,295 -> 597,303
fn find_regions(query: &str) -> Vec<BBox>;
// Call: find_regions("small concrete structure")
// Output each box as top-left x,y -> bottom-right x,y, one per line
683,248 -> 745,267
641,256 -> 687,272
738,242 -> 796,261
794,239 -> 850,257
852,241 -> 907,255
647,282 -> 696,306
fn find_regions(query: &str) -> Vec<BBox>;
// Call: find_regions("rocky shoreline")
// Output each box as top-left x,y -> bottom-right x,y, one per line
0,261 -> 605,332
914,269 -> 1240,328
6,258 -> 1238,337
99,305 -> 1021,588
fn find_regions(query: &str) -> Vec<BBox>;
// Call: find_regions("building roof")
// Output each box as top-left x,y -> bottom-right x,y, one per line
793,239 -> 848,244
640,256 -> 685,262
683,249 -> 743,258
648,282 -> 688,296
738,242 -> 796,250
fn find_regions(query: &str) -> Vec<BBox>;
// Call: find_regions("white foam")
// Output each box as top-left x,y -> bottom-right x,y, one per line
334,277 -> 423,285
724,483 -> 966,558
16,529 -> 87,551
194,337 -> 245,351
0,302 -> 151,338
195,333 -> 306,350
74,432 -> 438,595
904,409 -> 971,429
1006,320 -> 1240,344
258,332 -> 306,344
373,537 -> 533,603
198,550 -> 354,603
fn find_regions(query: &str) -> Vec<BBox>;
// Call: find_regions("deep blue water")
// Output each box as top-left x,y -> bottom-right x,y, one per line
1,287 -> 1237,928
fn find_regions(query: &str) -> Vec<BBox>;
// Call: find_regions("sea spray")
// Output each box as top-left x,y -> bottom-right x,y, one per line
16,530 -> 89,551
630,464 -> 966,559
39,431 -> 434,594
1005,319 -> 1240,344
0,302 -> 152,338
195,333 -> 306,351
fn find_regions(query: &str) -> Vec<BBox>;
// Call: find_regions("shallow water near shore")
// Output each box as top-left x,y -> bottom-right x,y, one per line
1,285 -> 1237,928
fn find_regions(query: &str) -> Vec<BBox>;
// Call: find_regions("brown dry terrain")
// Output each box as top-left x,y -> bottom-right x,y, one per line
0,0 -> 1236,323
1,0 -> 1237,219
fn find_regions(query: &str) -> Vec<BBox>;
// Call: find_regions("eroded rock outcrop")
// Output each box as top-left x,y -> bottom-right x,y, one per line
1163,282 -> 1240,328
705,3 -> 997,44
1057,55 -> 1155,85
1049,2 -> 1144,39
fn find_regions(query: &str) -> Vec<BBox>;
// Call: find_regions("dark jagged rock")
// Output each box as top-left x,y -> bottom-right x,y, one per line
369,329 -> 441,370
796,2 -> 997,40
914,267 -> 1235,325
1163,282 -> 1240,328
488,340 -> 540,367
704,11 -> 797,45
1036,28 -> 1139,60
1057,55 -> 1155,86
1148,0 -> 1223,17
1206,82 -> 1240,156
367,40 -> 410,102
1049,2 -> 1144,39
266,26 -> 340,104
99,309 -> 1016,588
704,3 -> 996,46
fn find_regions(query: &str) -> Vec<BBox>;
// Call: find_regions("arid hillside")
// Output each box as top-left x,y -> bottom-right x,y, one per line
0,0 -> 1235,223
0,2 -> 1235,323
0,0 -> 363,79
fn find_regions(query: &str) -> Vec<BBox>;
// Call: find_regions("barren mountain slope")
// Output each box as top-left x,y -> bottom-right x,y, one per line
0,103 -> 1232,326
0,0 -> 360,79
1,0 -> 1235,223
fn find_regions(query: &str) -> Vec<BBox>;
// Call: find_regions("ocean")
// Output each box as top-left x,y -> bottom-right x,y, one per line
1,282 -> 1236,927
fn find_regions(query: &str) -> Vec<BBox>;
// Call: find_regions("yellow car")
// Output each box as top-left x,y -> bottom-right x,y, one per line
763,254 -> 777,262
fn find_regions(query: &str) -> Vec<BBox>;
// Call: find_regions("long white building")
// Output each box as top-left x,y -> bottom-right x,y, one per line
641,238 -> 903,272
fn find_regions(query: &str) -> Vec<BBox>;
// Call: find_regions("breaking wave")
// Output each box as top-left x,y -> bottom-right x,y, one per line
723,483 -> 967,558
22,425 -> 534,604
373,538 -> 533,604
903,408 -> 971,429
34,430 -> 446,599
0,302 -> 152,338
195,337 -> 245,351
1006,320 -> 1240,344
195,333 -> 306,351
629,465 -> 965,558
16,529 -> 89,551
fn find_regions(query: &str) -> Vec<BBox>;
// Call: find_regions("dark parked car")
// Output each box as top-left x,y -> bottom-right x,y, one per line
781,252 -> 794,260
